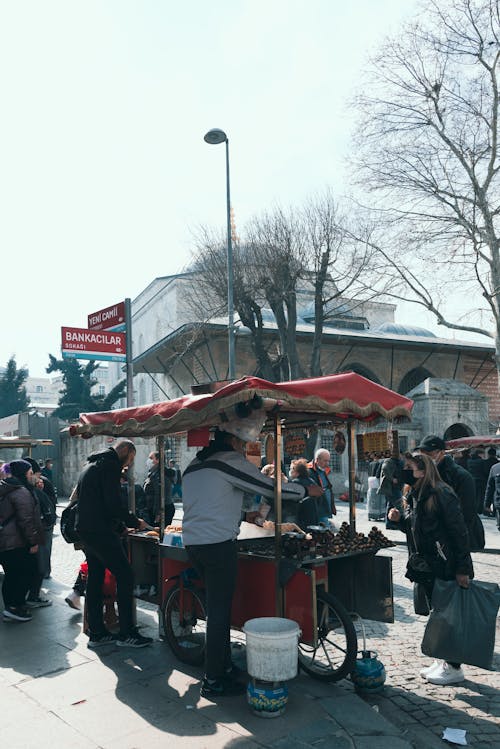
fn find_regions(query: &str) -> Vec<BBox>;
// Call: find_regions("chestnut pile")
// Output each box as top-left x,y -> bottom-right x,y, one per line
281,522 -> 394,560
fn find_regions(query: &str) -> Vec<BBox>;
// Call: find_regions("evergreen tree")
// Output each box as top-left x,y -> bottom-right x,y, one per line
47,355 -> 126,420
0,356 -> 30,417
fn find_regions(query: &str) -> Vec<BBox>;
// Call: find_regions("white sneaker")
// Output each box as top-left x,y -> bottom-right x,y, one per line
419,660 -> 441,679
65,591 -> 82,610
426,662 -> 465,685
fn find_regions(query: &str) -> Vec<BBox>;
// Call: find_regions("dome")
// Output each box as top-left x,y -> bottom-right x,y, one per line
375,322 -> 437,338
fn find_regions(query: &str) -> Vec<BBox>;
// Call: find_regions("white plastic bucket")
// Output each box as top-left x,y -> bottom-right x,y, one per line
243,617 -> 300,682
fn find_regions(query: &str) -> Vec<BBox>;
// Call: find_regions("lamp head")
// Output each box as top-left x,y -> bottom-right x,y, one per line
204,128 -> 227,145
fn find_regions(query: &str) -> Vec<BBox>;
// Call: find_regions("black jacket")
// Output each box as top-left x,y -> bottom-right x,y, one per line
75,448 -> 139,534
485,462 -> 500,510
436,455 -> 476,524
401,482 -> 474,580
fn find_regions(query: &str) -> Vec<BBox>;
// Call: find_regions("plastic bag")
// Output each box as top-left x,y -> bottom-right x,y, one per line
421,579 -> 500,669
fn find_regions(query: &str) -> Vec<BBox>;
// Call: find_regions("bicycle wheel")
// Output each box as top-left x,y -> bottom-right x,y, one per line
298,590 -> 357,682
162,585 -> 206,666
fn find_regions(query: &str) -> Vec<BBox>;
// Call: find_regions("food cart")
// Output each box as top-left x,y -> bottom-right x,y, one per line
70,372 -> 413,682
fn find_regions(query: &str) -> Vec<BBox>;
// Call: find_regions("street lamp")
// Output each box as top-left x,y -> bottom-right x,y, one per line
204,128 -> 235,380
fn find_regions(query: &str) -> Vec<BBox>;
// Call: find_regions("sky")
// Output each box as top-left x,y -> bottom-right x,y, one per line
2,0 -> 481,379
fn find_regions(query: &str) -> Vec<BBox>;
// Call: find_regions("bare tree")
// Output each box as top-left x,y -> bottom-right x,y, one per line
246,206 -> 308,380
351,0 -> 500,375
302,190 -> 381,375
188,195 -> 383,381
187,227 -> 276,380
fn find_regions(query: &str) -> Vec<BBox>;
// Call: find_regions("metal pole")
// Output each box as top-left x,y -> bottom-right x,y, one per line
158,435 -> 165,536
273,413 -> 283,617
125,297 -> 134,407
348,419 -> 356,532
125,297 -> 135,513
225,139 -> 235,381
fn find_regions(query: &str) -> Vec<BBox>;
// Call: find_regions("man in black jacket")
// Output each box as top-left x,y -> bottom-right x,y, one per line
416,435 -> 483,550
76,440 -> 152,648
143,451 -> 175,526
484,461 -> 500,531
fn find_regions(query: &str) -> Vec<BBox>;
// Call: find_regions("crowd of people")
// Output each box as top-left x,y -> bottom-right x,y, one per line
0,430 -> 497,697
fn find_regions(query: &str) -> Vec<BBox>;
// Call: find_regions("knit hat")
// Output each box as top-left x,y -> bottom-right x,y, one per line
22,456 -> 41,473
9,459 -> 33,479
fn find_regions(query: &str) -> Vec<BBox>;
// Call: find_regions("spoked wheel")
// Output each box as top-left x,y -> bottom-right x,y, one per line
298,590 -> 357,682
162,585 -> 206,666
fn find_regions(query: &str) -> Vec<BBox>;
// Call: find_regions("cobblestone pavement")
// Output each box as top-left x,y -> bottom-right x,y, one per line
46,500 -> 500,747
333,501 -> 500,748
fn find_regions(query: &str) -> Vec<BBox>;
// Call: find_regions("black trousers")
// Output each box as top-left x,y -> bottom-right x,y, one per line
79,532 -> 134,637
0,546 -> 37,608
186,539 -> 238,681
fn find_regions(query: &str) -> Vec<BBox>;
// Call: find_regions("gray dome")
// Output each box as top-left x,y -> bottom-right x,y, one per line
375,322 -> 437,338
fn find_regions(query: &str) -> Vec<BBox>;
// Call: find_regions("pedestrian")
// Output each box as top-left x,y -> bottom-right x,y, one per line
120,467 -> 147,518
41,459 -> 54,485
377,449 -> 404,529
143,451 -> 176,526
308,449 -> 336,525
416,435 -> 482,550
289,458 -> 320,527
75,439 -> 153,648
22,457 -> 56,602
484,460 -> 500,532
0,460 -> 44,623
482,448 -> 498,515
467,449 -> 487,514
388,452 -> 473,685
182,410 -> 323,698
169,458 -> 183,499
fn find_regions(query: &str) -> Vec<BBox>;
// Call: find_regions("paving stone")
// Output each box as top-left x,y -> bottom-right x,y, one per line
354,738 -> 413,749
321,695 -> 401,736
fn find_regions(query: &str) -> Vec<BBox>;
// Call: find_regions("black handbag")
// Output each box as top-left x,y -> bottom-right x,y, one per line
468,513 -> 485,552
413,582 -> 431,616
405,521 -> 434,590
406,551 -> 433,584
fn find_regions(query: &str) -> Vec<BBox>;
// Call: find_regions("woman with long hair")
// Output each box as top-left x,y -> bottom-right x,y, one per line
388,452 -> 473,686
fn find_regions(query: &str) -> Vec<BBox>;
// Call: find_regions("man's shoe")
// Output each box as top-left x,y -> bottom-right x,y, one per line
426,662 -> 465,685
200,676 -> 247,699
2,606 -> 33,622
87,631 -> 119,648
25,597 -> 52,608
116,629 -> 153,648
419,660 -> 441,678
65,591 -> 82,610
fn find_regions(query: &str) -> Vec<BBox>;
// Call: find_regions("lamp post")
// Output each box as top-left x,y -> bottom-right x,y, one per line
203,128 -> 235,380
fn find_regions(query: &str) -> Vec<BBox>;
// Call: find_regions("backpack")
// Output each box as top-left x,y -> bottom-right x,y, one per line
60,486 -> 79,544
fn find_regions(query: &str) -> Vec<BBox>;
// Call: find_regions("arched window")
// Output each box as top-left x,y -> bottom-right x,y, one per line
398,367 -> 434,395
339,363 -> 381,384
443,423 -> 474,441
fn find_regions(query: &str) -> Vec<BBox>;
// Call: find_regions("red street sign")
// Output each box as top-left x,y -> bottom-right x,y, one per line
88,301 -> 126,332
61,326 -> 126,362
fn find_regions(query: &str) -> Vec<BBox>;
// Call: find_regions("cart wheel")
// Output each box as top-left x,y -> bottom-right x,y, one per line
162,585 -> 206,666
298,590 -> 357,682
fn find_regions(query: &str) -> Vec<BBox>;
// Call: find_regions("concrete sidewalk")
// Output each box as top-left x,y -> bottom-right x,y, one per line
0,581 -> 414,749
